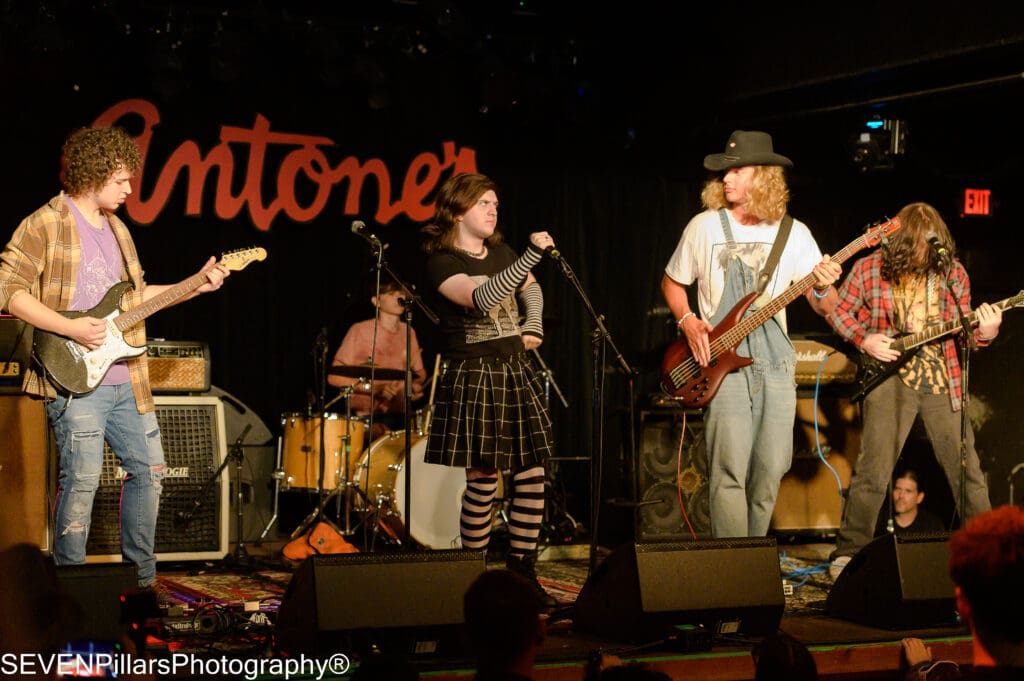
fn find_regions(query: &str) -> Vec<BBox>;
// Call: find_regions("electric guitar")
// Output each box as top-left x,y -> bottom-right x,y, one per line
849,289 -> 1024,403
33,247 -> 267,395
660,217 -> 903,408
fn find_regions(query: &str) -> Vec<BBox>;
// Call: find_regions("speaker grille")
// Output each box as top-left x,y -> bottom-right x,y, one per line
86,396 -> 228,562
637,411 -> 709,539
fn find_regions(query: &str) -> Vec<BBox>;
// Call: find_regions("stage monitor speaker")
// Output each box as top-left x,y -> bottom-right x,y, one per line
574,538 -> 785,642
277,550 -> 485,657
826,532 -> 958,629
86,396 -> 229,562
56,563 -> 137,643
0,394 -> 52,551
637,411 -> 709,540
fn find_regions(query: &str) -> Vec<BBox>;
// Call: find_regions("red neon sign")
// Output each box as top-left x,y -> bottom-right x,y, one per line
963,188 -> 992,216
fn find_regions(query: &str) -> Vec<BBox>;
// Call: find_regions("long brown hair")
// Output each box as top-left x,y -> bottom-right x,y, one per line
701,165 -> 790,222
881,202 -> 956,283
422,173 -> 504,254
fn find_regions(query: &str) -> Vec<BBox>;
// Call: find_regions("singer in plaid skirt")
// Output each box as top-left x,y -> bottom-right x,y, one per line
422,172 -> 557,609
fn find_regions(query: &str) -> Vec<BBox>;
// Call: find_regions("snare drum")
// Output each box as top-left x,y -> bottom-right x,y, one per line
353,431 -> 466,549
280,413 -> 366,490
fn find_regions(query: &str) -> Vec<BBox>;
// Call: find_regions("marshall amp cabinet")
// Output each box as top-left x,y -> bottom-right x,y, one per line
147,340 -> 211,394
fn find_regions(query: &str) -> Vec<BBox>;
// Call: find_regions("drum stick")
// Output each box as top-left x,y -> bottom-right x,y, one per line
428,353 -> 441,409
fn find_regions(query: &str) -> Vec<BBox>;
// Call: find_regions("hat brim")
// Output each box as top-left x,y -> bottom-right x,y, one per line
704,151 -> 793,172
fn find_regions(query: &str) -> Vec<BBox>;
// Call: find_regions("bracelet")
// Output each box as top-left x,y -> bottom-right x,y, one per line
677,312 -> 696,326
811,285 -> 831,299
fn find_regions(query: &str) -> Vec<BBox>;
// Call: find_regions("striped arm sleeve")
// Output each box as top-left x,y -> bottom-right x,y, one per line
517,281 -> 544,339
471,245 -> 544,313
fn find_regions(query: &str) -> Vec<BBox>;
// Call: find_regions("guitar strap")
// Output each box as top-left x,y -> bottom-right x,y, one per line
716,209 -> 793,296
757,213 -> 793,295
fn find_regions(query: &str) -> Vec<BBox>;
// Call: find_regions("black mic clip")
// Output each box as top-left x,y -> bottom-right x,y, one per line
927,233 -> 950,266
543,245 -> 562,261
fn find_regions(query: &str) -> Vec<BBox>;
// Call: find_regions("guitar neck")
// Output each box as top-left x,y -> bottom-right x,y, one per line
719,233 -> 870,349
891,295 -> 1020,353
114,272 -> 208,332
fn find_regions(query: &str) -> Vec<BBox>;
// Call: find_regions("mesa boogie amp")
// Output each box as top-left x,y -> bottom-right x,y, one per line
147,340 -> 211,393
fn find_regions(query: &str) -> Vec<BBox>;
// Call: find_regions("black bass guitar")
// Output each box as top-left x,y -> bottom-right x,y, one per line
850,289 -> 1024,403
33,247 -> 266,395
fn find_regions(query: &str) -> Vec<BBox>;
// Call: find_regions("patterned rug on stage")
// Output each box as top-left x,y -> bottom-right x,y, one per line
157,570 -> 292,609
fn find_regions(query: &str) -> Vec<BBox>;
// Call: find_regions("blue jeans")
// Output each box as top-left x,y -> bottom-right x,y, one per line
705,359 -> 796,537
47,385 -> 165,586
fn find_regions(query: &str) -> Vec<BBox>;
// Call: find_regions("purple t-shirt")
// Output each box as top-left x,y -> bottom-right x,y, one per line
67,196 -> 130,385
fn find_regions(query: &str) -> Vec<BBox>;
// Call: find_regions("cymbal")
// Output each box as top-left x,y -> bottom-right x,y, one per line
328,363 -> 406,381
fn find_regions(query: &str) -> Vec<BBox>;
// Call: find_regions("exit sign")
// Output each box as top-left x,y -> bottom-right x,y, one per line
963,188 -> 992,216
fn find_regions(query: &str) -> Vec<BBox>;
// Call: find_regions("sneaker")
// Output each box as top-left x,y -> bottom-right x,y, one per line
829,555 -> 851,581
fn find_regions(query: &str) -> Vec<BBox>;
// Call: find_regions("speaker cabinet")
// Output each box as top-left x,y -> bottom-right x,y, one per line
574,539 -> 785,642
0,394 -> 52,551
637,411 -> 709,540
277,550 -> 485,657
56,563 -> 137,642
85,396 -> 229,562
827,532 -> 958,629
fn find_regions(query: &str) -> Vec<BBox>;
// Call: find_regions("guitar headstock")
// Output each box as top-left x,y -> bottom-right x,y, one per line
1009,290 -> 1024,308
862,216 -> 903,247
220,247 -> 268,272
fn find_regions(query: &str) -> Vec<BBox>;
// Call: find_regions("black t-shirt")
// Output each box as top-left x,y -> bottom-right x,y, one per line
425,243 -> 526,359
875,506 -> 947,536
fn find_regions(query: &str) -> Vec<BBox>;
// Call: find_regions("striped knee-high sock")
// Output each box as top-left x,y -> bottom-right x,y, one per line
460,475 -> 498,550
507,465 -> 546,559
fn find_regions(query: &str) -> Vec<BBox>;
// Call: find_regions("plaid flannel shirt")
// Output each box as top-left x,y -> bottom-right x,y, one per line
0,193 -> 155,412
829,250 -> 989,412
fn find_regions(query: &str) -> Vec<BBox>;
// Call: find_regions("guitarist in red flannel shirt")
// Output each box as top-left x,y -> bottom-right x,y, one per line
827,202 -> 999,578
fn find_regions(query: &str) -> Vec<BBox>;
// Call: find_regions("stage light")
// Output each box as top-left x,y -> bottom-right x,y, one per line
848,118 -> 907,173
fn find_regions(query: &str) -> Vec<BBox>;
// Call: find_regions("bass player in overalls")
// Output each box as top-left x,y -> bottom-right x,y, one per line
661,130 -> 841,537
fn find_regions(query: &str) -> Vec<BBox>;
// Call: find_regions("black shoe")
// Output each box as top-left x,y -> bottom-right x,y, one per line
506,553 -> 558,612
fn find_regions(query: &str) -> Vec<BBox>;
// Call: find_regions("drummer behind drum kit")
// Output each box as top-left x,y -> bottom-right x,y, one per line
275,358 -> 472,550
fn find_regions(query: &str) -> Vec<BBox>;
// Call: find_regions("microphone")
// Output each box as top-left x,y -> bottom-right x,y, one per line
543,245 -> 562,261
926,233 -> 949,264
351,220 -> 381,246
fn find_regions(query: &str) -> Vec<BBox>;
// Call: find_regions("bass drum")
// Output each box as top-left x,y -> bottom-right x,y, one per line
354,431 -> 467,549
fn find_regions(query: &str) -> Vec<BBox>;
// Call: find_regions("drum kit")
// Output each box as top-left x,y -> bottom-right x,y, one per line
274,358 -> 469,550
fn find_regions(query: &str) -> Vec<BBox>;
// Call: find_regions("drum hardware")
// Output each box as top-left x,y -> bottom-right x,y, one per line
327,363 -> 406,382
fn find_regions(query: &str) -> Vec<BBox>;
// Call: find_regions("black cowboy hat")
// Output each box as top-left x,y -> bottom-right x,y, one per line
703,130 -> 793,171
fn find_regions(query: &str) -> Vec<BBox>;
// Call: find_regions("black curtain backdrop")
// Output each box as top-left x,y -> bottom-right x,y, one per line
3,2 -> 1024,529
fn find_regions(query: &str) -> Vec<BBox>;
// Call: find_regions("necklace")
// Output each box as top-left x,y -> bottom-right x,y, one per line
455,244 -> 487,258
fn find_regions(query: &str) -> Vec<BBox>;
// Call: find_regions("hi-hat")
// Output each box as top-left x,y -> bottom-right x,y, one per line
328,363 -> 406,381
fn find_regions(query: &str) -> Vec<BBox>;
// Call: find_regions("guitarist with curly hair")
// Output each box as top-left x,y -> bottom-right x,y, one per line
0,126 -> 230,591
827,202 -> 998,578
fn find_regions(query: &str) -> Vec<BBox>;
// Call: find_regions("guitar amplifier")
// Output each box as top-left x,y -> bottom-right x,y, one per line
793,336 -> 857,386
0,315 -> 32,394
147,341 -> 211,393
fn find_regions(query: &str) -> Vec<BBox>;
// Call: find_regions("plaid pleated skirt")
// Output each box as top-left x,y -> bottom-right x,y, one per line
424,352 -> 555,470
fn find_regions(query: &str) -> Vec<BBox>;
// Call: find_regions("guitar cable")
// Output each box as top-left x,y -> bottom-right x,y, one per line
811,351 -> 848,517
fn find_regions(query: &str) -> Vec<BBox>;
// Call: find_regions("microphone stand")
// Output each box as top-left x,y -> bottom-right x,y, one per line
176,424 -> 253,565
550,253 -> 636,575
355,228 -> 439,549
945,258 -> 975,526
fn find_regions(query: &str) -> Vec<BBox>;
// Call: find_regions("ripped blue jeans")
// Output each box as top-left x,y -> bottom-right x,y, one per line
47,385 -> 165,586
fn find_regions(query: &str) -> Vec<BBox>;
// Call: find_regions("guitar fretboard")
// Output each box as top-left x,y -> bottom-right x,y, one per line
114,272 -> 209,332
892,293 -> 1024,352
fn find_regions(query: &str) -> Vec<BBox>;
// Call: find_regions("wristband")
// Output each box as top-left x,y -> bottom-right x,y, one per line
677,312 -> 696,326
812,285 -> 831,299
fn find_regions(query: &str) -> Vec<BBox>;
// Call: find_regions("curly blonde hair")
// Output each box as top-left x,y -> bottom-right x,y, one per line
700,165 -> 790,222
60,126 -> 141,195
422,173 -> 504,254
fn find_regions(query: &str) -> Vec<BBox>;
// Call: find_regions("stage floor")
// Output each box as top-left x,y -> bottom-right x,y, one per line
142,538 -> 972,680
